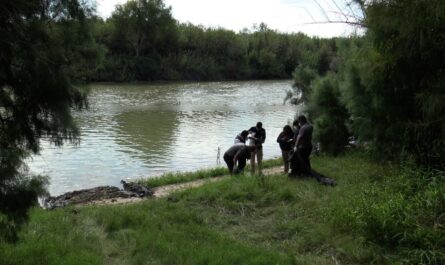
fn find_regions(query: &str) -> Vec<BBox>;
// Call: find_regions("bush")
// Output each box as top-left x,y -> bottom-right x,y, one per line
333,167 -> 445,264
307,75 -> 349,155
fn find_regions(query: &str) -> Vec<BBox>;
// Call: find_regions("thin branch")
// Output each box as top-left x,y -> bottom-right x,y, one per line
313,0 -> 331,22
297,20 -> 365,27
330,0 -> 349,21
293,5 -> 317,22
327,10 -> 360,20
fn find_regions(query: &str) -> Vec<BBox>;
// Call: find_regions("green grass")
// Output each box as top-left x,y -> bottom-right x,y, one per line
1,152 -> 444,264
137,157 -> 283,188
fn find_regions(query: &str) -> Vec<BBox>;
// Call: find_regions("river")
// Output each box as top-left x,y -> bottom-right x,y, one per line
27,80 -> 299,196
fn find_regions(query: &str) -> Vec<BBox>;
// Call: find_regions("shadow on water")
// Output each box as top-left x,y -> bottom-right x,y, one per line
114,109 -> 179,164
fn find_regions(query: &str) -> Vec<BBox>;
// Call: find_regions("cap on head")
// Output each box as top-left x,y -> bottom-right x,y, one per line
256,122 -> 262,129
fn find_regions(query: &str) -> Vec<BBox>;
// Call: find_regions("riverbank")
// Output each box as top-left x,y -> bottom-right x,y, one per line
43,158 -> 284,208
2,152 -> 444,264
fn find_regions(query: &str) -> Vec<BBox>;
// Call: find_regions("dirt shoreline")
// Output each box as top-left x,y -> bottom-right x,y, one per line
51,166 -> 284,208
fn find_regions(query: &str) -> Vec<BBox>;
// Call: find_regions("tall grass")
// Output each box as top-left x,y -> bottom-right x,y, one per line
331,166 -> 445,264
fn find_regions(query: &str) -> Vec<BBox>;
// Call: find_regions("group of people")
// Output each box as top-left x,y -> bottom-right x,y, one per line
277,115 -> 313,176
223,122 -> 266,175
223,115 -> 314,177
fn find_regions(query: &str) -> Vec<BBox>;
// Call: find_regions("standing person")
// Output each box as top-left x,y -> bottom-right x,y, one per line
289,115 -> 336,186
295,115 -> 313,174
277,125 -> 294,173
292,120 -> 300,140
223,144 -> 253,175
289,119 -> 301,176
234,130 -> 249,144
248,122 -> 266,175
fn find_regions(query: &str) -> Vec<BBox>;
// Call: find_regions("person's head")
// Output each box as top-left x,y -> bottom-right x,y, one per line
297,115 -> 307,126
283,125 -> 293,136
256,122 -> 262,129
241,130 -> 248,138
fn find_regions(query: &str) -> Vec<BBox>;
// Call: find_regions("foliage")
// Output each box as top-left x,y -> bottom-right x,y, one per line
290,0 -> 445,167
103,0 -> 178,81
291,66 -> 317,103
290,38 -> 339,102
333,166 -> 445,264
307,75 -> 349,155
288,37 -> 351,154
88,2 -> 323,82
0,0 -> 92,241
341,0 -> 445,168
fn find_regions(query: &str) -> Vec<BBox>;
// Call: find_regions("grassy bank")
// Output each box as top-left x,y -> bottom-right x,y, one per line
1,152 -> 444,265
137,158 -> 283,188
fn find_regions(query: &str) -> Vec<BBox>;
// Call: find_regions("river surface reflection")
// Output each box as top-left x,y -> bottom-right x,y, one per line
28,80 -> 299,195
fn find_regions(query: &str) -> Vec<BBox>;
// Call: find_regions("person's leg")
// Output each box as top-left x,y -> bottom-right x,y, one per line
250,149 -> 256,175
304,146 -> 312,169
237,158 -> 246,174
297,147 -> 312,175
281,149 -> 289,173
289,149 -> 300,176
257,147 -> 263,174
223,154 -> 234,174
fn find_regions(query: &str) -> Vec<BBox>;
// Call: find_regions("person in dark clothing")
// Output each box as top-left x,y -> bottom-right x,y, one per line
288,120 -> 301,175
295,115 -> 313,172
288,116 -> 337,186
223,144 -> 254,175
292,120 -> 300,140
234,130 -> 249,144
277,125 -> 294,173
248,122 -> 266,175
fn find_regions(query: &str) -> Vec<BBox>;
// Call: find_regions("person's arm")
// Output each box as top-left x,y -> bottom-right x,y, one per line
295,135 -> 301,148
247,127 -> 258,141
260,129 -> 266,144
295,129 -> 303,149
277,132 -> 285,143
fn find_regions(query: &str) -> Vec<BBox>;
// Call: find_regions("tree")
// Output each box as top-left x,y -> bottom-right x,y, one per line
0,0 -> 91,241
107,0 -> 178,80
308,75 -> 349,155
343,0 -> 445,168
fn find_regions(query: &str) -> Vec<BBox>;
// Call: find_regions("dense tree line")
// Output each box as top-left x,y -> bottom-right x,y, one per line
66,0 -> 343,82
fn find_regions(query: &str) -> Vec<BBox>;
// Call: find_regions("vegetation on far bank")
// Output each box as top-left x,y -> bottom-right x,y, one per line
1,152 -> 444,264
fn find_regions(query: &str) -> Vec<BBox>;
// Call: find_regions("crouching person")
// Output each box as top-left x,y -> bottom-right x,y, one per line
223,144 -> 254,175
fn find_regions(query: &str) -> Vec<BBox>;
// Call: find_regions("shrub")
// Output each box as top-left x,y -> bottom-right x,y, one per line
333,167 -> 445,264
